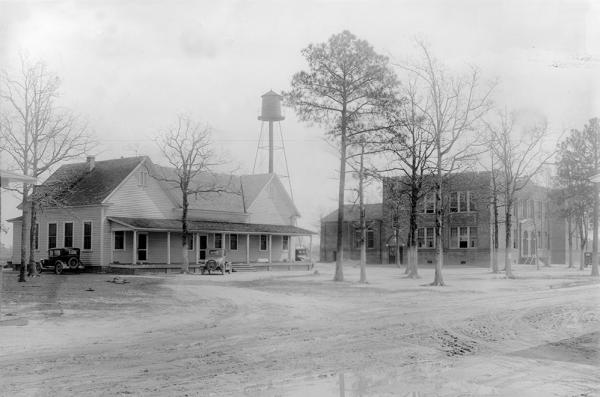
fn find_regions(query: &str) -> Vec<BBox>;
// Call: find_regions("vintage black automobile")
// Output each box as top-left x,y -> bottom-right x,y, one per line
36,248 -> 83,274
201,249 -> 232,275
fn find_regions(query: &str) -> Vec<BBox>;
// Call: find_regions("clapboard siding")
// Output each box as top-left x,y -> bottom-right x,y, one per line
105,166 -> 174,219
248,179 -> 296,226
11,207 -> 103,266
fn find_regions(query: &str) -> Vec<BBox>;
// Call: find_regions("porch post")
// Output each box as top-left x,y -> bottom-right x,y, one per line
195,233 -> 199,264
110,231 -> 114,264
132,230 -> 137,264
268,235 -> 272,263
166,232 -> 171,265
288,236 -> 292,263
246,234 -> 250,264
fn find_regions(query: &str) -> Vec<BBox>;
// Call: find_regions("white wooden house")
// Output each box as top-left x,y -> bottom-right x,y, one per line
9,156 -> 313,272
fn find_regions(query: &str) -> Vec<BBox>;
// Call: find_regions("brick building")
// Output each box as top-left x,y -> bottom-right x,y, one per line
319,203 -> 384,264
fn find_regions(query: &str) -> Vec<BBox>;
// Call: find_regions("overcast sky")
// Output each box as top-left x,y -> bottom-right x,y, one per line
1,0 -> 599,245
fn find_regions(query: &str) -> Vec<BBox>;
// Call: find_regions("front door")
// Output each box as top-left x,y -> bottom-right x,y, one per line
138,233 -> 148,262
199,235 -> 207,260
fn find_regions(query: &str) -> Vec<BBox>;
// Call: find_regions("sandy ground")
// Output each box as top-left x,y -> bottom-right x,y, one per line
0,263 -> 598,397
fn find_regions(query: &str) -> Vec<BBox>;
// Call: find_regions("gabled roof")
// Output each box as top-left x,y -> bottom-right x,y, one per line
240,174 -> 273,208
322,203 -> 383,223
152,166 -> 259,213
37,156 -> 145,207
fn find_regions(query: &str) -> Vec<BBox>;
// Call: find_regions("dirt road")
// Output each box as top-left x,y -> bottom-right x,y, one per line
1,264 -> 598,396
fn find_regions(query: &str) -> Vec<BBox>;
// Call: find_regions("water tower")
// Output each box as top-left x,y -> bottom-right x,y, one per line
253,90 -> 293,198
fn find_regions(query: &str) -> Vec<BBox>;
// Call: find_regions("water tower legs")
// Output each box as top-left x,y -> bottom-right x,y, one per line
269,120 -> 274,174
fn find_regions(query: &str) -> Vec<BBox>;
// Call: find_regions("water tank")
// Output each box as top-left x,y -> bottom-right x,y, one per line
258,90 -> 285,121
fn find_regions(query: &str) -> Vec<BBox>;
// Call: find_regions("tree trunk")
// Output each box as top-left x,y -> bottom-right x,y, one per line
407,193 -> 420,278
358,145 -> 367,284
567,215 -> 573,268
394,227 -> 401,268
592,181 -> 599,277
181,187 -> 190,274
334,114 -> 347,282
505,202 -> 515,279
432,152 -> 444,286
18,186 -> 29,282
492,193 -> 500,273
28,198 -> 37,276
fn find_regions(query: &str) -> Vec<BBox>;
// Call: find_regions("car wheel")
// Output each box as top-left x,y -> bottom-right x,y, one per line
35,263 -> 42,274
67,257 -> 79,269
55,261 -> 65,275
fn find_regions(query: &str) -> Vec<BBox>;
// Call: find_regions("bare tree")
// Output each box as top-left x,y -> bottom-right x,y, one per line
0,57 -> 91,282
285,30 -> 398,282
556,118 -> 600,276
378,79 -> 435,278
154,114 -> 232,273
399,42 -> 493,285
486,109 -> 555,278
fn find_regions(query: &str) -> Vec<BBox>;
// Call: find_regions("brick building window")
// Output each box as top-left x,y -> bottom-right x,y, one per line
450,191 -> 476,212
367,230 -> 375,249
424,193 -> 436,213
450,226 -> 477,248
468,192 -> 477,211
417,227 -> 435,248
459,192 -> 468,212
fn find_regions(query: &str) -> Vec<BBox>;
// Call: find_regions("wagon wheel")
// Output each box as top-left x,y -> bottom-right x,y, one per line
67,257 -> 79,269
35,262 -> 42,274
55,260 -> 65,275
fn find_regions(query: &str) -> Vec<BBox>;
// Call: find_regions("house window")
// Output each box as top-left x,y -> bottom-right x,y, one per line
450,226 -> 477,248
83,222 -> 92,250
230,234 -> 238,250
214,233 -> 222,249
367,230 -> 375,249
450,192 -> 458,212
34,223 -> 39,250
417,228 -> 435,248
468,191 -> 476,212
114,231 -> 125,250
513,229 -> 518,249
459,191 -> 467,212
48,223 -> 57,249
425,193 -> 435,213
137,170 -> 148,187
187,234 -> 194,250
260,234 -> 268,251
282,235 -> 289,251
64,222 -> 73,248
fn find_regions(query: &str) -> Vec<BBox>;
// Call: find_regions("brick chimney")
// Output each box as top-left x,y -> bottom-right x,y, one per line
86,156 -> 95,172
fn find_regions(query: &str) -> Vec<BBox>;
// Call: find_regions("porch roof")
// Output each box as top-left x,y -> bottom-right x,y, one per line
107,216 -> 315,236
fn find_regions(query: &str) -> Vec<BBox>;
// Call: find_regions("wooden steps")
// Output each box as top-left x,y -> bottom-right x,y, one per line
231,263 -> 257,272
